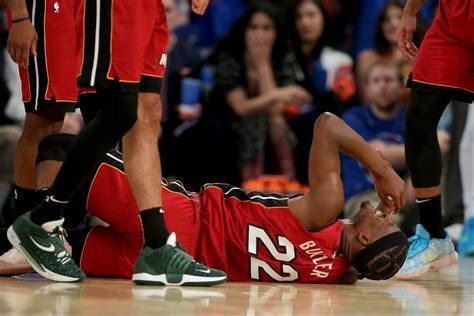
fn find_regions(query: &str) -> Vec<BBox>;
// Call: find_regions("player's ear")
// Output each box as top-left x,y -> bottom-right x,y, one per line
356,232 -> 370,246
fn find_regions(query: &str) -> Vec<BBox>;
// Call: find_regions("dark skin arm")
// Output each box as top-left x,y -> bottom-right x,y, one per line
289,113 -> 405,231
7,0 -> 37,67
397,0 -> 427,63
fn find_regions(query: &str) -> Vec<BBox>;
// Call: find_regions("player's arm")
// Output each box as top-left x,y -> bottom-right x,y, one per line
7,0 -> 37,67
397,0 -> 426,63
403,0 -> 427,15
300,113 -> 405,227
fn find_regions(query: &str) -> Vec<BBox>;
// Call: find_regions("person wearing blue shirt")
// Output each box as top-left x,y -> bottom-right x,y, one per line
341,60 -> 407,214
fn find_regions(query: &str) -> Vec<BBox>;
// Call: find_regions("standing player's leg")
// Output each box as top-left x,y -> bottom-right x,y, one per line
8,0 -> 79,221
13,113 -> 63,219
121,1 -> 225,286
123,92 -> 168,248
8,85 -> 137,282
396,90 -> 458,278
7,0 -> 141,282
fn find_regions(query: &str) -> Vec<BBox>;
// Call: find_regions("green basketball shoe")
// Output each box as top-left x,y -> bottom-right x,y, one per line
133,233 -> 227,286
7,212 -> 85,282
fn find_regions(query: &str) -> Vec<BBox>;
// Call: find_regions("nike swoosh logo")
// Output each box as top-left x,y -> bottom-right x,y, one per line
415,198 -> 431,203
30,236 -> 55,252
196,268 -> 211,274
49,195 -> 69,204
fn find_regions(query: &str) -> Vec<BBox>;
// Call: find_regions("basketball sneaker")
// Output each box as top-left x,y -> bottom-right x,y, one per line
0,247 -> 34,276
133,233 -> 227,286
458,217 -> 474,256
395,224 -> 458,279
7,212 -> 85,282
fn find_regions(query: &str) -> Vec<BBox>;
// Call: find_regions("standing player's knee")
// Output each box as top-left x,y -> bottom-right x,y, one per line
21,119 -> 63,145
404,102 -> 438,144
137,93 -> 162,126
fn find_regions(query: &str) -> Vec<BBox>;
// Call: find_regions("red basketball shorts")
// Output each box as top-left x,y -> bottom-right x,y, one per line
411,1 -> 474,102
8,0 -> 80,121
76,0 -> 168,93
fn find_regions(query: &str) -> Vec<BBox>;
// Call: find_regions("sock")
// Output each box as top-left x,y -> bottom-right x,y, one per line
30,193 -> 69,225
139,207 -> 170,249
416,194 -> 445,239
13,185 -> 37,217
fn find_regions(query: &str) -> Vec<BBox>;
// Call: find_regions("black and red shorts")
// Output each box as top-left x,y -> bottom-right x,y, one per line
76,0 -> 168,93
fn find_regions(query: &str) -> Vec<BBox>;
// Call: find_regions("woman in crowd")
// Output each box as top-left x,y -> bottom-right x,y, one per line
203,3 -> 312,182
356,0 -> 425,103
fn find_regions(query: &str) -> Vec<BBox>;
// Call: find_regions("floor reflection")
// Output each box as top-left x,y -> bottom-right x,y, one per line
0,258 -> 473,316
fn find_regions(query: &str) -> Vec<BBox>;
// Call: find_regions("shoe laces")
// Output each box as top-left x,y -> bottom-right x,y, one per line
51,226 -> 72,265
407,234 -> 429,257
168,243 -> 195,272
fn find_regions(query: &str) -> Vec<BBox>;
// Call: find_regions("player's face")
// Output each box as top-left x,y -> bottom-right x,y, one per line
295,1 -> 324,44
245,12 -> 277,48
366,65 -> 402,111
382,5 -> 402,45
352,201 -> 400,240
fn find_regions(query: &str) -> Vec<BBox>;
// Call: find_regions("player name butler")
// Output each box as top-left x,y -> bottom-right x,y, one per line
299,241 -> 335,278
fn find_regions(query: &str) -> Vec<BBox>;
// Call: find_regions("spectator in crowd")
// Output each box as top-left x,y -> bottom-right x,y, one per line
342,61 -> 407,217
160,0 -> 203,131
287,0 -> 355,184
289,0 -> 356,115
351,0 -> 436,58
356,0 -> 425,103
167,3 -> 311,190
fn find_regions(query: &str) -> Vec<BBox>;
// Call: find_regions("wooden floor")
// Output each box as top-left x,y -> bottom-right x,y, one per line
1,258 -> 474,316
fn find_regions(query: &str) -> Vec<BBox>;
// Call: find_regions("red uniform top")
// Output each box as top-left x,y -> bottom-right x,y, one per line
84,154 -> 349,282
196,183 -> 350,283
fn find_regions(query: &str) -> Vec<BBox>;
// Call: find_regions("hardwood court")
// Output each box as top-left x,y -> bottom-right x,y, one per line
1,258 -> 473,316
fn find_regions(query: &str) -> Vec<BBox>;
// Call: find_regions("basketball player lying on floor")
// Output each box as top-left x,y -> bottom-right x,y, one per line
3,113 -> 409,283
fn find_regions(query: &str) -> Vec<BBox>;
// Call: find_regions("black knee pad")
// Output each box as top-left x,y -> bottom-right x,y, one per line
36,133 -> 75,165
404,91 -> 450,188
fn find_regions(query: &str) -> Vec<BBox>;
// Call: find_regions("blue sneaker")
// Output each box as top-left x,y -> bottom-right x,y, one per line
395,224 -> 458,279
458,218 -> 474,256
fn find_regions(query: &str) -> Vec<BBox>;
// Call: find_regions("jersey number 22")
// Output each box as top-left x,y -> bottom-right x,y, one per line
247,224 -> 299,281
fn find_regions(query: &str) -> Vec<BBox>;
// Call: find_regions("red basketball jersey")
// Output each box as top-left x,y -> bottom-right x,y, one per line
197,184 -> 350,283
83,153 -> 349,282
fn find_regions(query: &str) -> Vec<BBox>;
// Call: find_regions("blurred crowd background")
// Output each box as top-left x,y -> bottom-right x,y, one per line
0,0 -> 471,238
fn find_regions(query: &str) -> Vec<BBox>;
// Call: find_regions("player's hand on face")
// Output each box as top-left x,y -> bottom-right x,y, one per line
7,19 -> 38,68
191,0 -> 209,15
396,12 -> 419,64
375,200 -> 395,216
372,150 -> 406,212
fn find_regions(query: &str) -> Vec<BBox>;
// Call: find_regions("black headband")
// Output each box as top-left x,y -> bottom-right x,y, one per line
352,231 -> 408,277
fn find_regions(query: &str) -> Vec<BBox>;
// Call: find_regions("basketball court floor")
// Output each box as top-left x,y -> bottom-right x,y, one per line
1,258 -> 473,316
